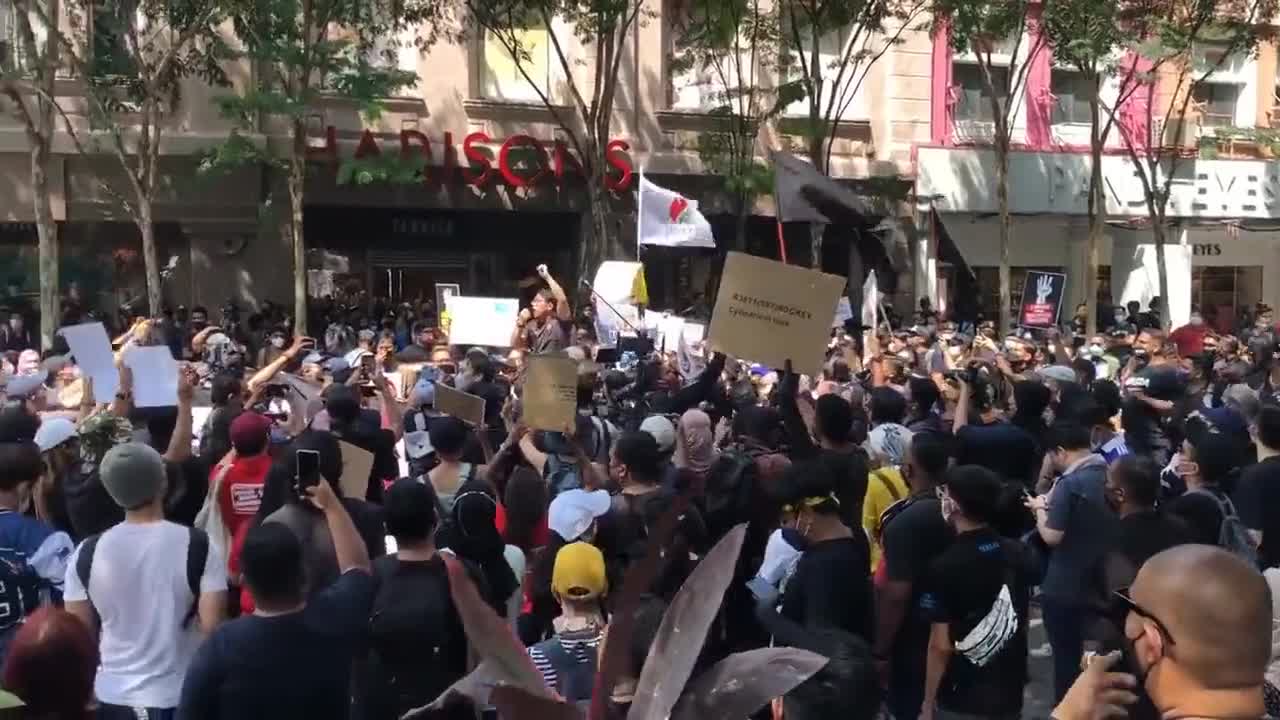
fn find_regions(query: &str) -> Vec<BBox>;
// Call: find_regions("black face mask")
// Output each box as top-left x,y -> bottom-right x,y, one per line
1118,633 -> 1160,720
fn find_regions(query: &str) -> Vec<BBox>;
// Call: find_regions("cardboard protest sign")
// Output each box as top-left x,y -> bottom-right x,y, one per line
435,382 -> 486,426
522,354 -> 578,431
707,252 -> 845,376
445,296 -> 520,347
337,440 -> 375,500
1019,270 -> 1066,328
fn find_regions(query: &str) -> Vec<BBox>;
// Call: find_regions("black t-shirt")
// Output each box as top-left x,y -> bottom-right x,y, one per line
882,496 -> 952,668
331,414 -> 395,504
362,555 -> 468,720
955,422 -> 1038,488
1165,488 -> 1228,547
62,466 -> 123,542
165,456 -> 210,527
1236,456 -> 1280,568
921,528 -> 1035,716
178,570 -> 377,720
1098,510 -> 1194,593
780,535 -> 873,642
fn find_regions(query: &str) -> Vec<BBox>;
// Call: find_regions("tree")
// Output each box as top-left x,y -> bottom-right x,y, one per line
0,0 -> 62,347
781,0 -> 928,267
43,0 -> 235,318
1103,0 -> 1275,330
216,0 -> 441,334
444,0 -> 645,277
671,0 -> 794,251
1042,0 -> 1134,336
938,0 -> 1046,333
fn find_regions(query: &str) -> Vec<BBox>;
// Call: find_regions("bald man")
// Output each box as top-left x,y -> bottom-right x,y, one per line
1052,544 -> 1271,720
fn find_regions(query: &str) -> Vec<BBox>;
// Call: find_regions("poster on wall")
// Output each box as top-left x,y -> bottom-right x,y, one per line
1019,270 -> 1066,328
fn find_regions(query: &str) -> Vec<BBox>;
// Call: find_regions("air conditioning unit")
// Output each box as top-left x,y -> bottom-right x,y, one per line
1154,117 -> 1200,149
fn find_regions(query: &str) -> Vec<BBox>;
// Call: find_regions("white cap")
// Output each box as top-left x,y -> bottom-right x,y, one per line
548,489 -> 611,542
34,418 -> 77,452
756,528 -> 804,586
639,415 -> 676,454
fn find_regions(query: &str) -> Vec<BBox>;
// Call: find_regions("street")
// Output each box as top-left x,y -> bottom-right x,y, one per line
1025,609 -> 1055,719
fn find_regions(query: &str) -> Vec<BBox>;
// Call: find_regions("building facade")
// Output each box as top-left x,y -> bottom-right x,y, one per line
0,0 -> 936,325
915,12 -> 1280,330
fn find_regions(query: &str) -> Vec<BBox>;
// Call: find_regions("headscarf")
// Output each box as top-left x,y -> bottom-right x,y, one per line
675,409 -> 718,477
444,479 -> 519,615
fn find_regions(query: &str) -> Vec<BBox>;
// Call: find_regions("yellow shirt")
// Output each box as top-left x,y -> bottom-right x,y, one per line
862,466 -> 909,571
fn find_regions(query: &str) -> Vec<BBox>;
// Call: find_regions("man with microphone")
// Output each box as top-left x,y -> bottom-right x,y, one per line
511,264 -> 573,354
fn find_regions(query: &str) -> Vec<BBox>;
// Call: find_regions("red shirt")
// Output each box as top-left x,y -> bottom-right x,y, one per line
215,454 -> 271,544
1169,323 -> 1210,357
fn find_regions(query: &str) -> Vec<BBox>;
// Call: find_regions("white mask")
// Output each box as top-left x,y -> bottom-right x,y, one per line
1089,344 -> 1104,357
271,336 -> 286,349
940,493 -> 957,524
1189,315 -> 1204,326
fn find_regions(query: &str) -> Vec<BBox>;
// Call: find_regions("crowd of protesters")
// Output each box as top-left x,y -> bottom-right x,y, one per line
0,263 -> 1274,720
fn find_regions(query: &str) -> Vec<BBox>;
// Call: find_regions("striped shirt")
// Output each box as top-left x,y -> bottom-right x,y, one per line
1096,434 -> 1130,464
528,627 -> 603,694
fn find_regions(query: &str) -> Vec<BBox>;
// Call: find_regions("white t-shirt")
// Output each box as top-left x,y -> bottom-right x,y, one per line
63,521 -> 227,709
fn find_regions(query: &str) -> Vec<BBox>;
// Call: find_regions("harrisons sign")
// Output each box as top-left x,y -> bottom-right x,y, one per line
308,126 -> 635,191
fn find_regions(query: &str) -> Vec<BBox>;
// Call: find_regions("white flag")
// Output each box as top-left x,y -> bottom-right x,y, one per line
862,270 -> 879,330
637,172 -> 715,248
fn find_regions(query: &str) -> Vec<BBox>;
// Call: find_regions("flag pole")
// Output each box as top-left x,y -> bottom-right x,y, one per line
580,278 -> 642,335
775,218 -> 788,264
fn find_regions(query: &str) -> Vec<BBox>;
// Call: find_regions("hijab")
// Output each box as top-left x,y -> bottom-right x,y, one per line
675,409 -> 718,477
442,479 -> 519,615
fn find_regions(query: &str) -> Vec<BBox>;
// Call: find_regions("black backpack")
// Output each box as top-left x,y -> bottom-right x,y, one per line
0,546 -> 45,634
76,526 -> 210,627
703,449 -> 758,541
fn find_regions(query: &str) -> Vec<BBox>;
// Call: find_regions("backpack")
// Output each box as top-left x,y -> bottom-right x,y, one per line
76,526 -> 210,627
1189,488 -> 1259,566
703,449 -> 758,542
0,546 -> 44,633
532,634 -> 597,711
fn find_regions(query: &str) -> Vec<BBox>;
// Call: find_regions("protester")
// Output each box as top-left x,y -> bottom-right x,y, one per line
922,465 -> 1037,720
527,541 -> 607,707
360,479 -> 467,720
65,442 -> 226,719
1236,403 -> 1280,568
1096,455 -> 1193,594
873,431 -> 953,720
512,265 -> 573,354
1,607 -> 98,720
1027,422 -> 1117,701
177,474 -> 374,720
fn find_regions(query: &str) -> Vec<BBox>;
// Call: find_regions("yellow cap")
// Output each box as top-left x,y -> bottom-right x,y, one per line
552,542 -> 608,601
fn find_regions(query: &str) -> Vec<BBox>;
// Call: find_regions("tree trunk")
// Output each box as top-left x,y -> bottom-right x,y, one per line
139,197 -> 162,317
32,140 -> 58,349
289,122 -> 308,335
733,191 -> 749,253
1086,97 -> 1103,337
996,138 -> 1012,334
580,172 -> 612,282
1152,215 -> 1170,331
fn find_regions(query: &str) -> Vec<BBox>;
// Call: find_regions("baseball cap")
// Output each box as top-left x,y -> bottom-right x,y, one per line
99,442 -> 166,510
639,415 -> 676,454
230,412 -> 271,454
34,418 -> 77,452
552,541 -> 608,601
1036,365 -> 1077,384
547,488 -> 611,542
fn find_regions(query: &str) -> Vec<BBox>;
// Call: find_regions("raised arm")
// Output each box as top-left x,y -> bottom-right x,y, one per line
247,336 -> 314,393
538,264 -> 572,323
164,366 -> 196,464
308,478 -> 371,575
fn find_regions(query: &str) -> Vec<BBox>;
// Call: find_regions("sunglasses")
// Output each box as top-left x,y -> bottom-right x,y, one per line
1112,588 -> 1176,646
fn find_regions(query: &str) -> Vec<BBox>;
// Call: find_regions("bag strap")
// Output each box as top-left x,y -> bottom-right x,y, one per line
872,469 -> 902,502
185,528 -> 209,627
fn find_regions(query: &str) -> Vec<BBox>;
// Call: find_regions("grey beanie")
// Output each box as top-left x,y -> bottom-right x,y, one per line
100,442 -> 166,510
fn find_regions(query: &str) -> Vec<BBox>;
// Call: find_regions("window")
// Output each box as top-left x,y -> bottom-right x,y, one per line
1192,82 -> 1240,127
1051,69 -> 1094,124
952,63 -> 1008,122
481,23 -> 552,102
781,20 -> 869,120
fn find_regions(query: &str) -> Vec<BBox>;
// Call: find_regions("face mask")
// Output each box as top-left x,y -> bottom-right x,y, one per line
271,337 -> 285,349
940,493 -> 957,524
1089,344 -> 1104,357
1118,634 -> 1161,720
1189,315 -> 1203,326
896,350 -> 912,362
1115,312 -> 1126,322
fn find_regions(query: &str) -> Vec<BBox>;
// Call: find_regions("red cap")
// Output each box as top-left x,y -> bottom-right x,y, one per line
229,412 -> 271,453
